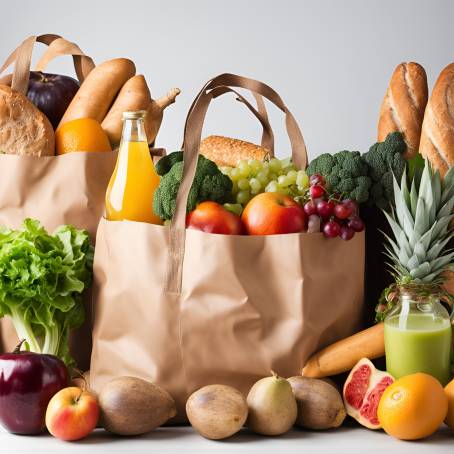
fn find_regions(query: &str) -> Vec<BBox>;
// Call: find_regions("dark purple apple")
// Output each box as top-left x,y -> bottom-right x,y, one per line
0,348 -> 68,434
27,71 -> 80,129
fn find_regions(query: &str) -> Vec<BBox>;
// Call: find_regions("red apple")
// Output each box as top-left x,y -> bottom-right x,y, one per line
186,201 -> 244,234
46,386 -> 99,441
242,192 -> 306,235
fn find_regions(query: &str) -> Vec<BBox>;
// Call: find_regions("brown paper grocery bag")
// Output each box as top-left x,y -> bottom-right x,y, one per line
0,35 -> 117,369
90,74 -> 365,416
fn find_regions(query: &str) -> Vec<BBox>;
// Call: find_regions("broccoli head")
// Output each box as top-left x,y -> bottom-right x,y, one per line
155,151 -> 184,176
153,151 -> 233,220
363,132 -> 406,209
307,150 -> 371,203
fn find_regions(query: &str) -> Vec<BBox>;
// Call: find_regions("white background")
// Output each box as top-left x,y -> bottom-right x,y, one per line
2,0 -> 454,161
1,2 -> 454,451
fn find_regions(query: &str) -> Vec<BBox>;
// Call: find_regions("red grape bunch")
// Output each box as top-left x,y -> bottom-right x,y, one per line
303,174 -> 365,240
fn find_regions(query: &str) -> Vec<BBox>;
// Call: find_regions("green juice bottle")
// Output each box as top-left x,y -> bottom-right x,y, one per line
384,285 -> 452,386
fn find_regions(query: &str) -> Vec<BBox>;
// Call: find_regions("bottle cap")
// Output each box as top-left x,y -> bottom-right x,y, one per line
122,110 -> 147,120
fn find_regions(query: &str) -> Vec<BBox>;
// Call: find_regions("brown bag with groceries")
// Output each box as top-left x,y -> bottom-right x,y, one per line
0,34 -> 179,368
90,74 -> 365,417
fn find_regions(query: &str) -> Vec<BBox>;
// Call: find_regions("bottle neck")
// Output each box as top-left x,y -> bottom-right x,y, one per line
120,118 -> 147,144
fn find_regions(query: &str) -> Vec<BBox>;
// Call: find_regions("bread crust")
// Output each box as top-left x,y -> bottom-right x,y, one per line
59,58 -> 136,127
101,75 -> 151,147
420,63 -> 454,175
200,135 -> 270,167
378,62 -> 428,158
0,85 -> 54,156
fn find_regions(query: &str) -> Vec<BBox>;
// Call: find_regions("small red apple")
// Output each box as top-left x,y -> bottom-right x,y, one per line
45,386 -> 99,441
186,201 -> 244,234
242,192 -> 306,235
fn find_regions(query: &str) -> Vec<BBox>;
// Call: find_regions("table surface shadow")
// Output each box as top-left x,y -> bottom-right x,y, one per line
1,424 -> 453,453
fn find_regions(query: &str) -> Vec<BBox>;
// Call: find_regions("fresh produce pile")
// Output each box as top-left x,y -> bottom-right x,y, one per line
0,55 -> 180,156
152,151 -> 366,238
2,35 -> 454,447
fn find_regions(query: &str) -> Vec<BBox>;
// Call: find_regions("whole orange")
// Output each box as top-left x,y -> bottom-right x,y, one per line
56,118 -> 112,155
444,378 -> 454,429
377,373 -> 447,440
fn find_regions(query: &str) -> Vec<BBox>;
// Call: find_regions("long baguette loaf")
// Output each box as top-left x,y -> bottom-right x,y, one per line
59,58 -> 136,128
200,135 -> 270,167
102,75 -> 152,147
419,63 -> 454,176
302,323 -> 384,378
378,62 -> 428,159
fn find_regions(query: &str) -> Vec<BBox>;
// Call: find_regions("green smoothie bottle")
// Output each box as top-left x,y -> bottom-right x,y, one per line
384,285 -> 452,386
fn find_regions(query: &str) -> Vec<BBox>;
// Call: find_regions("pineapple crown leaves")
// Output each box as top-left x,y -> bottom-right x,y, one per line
383,160 -> 454,284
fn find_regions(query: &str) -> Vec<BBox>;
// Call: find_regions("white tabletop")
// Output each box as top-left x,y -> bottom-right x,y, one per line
1,424 -> 453,454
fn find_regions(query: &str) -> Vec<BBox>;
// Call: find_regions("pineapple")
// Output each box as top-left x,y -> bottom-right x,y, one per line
376,159 -> 454,319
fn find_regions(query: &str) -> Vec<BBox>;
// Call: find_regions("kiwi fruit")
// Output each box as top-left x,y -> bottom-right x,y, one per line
246,372 -> 297,436
288,376 -> 346,429
186,384 -> 248,440
99,376 -> 176,436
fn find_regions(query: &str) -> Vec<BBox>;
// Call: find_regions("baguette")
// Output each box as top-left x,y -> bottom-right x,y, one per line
59,58 -> 136,128
302,323 -> 384,378
419,63 -> 454,176
144,88 -> 180,144
0,85 -> 54,156
200,135 -> 270,167
102,75 -> 152,147
378,62 -> 428,159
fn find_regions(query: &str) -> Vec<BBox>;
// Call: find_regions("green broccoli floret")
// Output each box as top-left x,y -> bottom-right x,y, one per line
155,151 -> 184,176
153,152 -> 233,220
307,150 -> 371,203
363,132 -> 406,209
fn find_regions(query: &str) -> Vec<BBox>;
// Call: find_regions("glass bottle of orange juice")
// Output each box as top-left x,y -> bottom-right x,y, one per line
105,111 -> 162,224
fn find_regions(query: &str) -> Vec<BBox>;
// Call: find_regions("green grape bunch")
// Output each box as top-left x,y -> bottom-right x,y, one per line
220,157 -> 310,212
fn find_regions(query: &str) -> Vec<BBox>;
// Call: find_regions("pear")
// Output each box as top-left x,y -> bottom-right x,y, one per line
246,372 -> 297,435
186,384 -> 248,440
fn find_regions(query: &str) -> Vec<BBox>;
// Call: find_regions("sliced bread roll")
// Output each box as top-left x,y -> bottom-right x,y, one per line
200,135 -> 270,167
0,85 -> 54,156
378,62 -> 428,159
419,63 -> 454,176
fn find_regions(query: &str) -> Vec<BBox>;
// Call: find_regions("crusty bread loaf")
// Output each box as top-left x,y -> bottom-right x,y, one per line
378,62 -> 428,159
59,58 -> 136,128
0,85 -> 54,156
419,63 -> 454,176
200,135 -> 270,167
102,75 -> 152,147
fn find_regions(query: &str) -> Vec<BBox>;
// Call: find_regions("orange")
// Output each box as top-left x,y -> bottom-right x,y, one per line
444,378 -> 454,429
55,118 -> 112,155
377,373 -> 447,440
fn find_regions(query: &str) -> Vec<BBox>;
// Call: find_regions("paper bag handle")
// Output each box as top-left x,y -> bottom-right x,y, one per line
165,73 -> 308,294
183,82 -> 274,153
0,34 -> 95,94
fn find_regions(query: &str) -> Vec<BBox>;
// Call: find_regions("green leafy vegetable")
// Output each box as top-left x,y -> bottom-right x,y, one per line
153,151 -> 233,221
306,150 -> 371,203
307,132 -> 407,208
0,219 -> 93,365
363,132 -> 407,209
